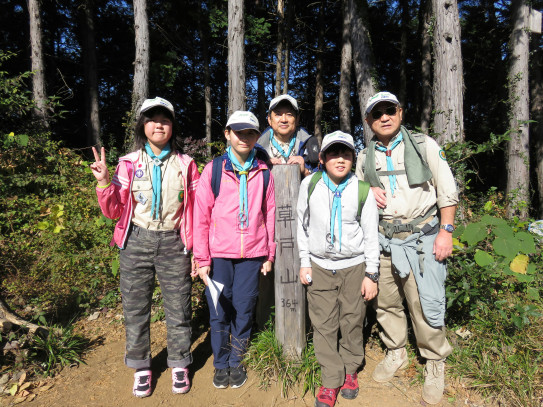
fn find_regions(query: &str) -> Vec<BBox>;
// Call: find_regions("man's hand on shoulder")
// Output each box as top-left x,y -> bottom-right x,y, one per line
371,187 -> 387,209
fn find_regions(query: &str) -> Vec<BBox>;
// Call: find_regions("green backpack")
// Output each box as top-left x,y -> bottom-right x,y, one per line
302,171 -> 370,232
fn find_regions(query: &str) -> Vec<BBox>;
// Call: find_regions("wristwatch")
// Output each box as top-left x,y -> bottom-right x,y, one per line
440,224 -> 455,233
365,272 -> 379,283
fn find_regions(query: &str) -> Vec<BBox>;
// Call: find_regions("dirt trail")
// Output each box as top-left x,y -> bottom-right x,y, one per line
12,312 -> 480,407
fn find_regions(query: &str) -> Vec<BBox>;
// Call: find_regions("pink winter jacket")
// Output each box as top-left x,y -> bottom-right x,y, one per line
193,156 -> 276,267
96,150 -> 200,250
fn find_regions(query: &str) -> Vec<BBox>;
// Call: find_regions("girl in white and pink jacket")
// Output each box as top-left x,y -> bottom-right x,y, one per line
193,111 -> 276,390
91,97 -> 199,398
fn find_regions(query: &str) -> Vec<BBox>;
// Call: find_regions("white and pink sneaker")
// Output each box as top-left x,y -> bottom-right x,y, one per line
132,370 -> 152,398
172,367 -> 190,394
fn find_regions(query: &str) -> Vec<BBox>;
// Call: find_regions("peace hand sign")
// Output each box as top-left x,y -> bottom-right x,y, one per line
90,147 -> 110,186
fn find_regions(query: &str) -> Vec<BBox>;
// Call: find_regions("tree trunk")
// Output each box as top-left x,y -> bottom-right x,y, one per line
275,0 -> 285,97
350,0 -> 375,147
228,0 -> 246,115
399,0 -> 408,107
256,0 -> 267,121
81,0 -> 101,147
283,0 -> 292,94
506,0 -> 530,219
419,0 -> 432,132
531,36 -> 543,218
432,0 -> 464,145
339,0 -> 352,134
0,298 -> 47,336
28,0 -> 49,128
199,23 -> 212,156
132,0 -> 149,121
314,0 -> 325,144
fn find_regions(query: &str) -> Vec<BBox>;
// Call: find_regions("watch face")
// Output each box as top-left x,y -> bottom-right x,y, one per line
442,224 -> 454,233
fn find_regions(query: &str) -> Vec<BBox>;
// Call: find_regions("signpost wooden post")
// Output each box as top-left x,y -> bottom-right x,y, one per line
271,164 -> 306,357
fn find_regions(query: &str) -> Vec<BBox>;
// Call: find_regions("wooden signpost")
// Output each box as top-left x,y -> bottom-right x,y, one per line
271,164 -> 306,357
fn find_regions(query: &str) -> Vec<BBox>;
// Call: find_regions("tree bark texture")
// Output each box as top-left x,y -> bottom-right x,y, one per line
275,0 -> 285,97
283,1 -> 292,94
420,0 -> 433,132
314,0 -> 324,144
350,0 -> 376,147
199,23 -> 212,156
506,0 -> 530,219
531,37 -> 543,218
132,0 -> 149,119
399,0 -> 409,106
228,0 -> 246,115
339,0 -> 352,134
28,0 -> 49,128
81,0 -> 101,147
432,0 -> 464,145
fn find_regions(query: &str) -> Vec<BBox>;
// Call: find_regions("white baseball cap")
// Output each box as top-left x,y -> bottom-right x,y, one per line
226,111 -> 261,134
140,97 -> 175,117
365,92 -> 400,114
269,94 -> 299,112
320,131 -> 355,153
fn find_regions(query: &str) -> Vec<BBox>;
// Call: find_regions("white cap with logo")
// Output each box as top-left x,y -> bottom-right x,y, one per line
226,111 -> 261,134
320,131 -> 355,153
365,92 -> 400,115
269,94 -> 299,112
140,97 -> 175,117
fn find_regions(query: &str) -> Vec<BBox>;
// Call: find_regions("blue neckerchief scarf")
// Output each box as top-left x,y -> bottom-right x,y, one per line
227,146 -> 256,229
322,171 -> 351,251
270,129 -> 296,159
144,142 -> 172,219
375,133 -> 403,196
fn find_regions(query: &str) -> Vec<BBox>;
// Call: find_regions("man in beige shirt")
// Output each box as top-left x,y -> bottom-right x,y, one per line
355,92 -> 458,405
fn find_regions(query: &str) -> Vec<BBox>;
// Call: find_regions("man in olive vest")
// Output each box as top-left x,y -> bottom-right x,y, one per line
355,91 -> 458,405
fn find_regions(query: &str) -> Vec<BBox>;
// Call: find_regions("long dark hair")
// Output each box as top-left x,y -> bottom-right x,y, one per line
133,106 -> 183,152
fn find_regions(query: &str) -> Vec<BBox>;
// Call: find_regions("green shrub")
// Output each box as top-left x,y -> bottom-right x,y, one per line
0,132 -> 118,319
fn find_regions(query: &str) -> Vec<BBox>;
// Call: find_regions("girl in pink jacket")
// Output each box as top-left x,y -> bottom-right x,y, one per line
91,97 -> 200,398
193,111 -> 276,390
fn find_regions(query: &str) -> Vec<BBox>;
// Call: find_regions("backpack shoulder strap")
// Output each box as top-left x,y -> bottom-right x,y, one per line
262,168 -> 270,203
356,180 -> 371,221
302,171 -> 323,232
211,156 -> 225,199
307,171 -> 323,203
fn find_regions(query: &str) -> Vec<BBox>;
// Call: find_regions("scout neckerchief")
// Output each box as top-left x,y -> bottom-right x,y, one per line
144,142 -> 171,219
374,133 -> 403,196
270,129 -> 296,160
227,146 -> 256,229
322,171 -> 351,251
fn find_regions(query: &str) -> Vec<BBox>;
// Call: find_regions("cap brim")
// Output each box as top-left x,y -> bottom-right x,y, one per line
365,100 -> 399,115
229,123 -> 261,134
321,140 -> 355,153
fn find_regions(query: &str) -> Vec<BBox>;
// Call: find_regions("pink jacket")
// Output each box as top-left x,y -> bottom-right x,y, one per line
96,150 -> 200,250
193,156 -> 276,267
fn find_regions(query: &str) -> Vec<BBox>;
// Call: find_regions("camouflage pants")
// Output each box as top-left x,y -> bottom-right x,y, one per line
120,225 -> 192,369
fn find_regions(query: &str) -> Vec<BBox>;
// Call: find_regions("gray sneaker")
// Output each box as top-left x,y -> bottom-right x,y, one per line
422,359 -> 445,405
213,368 -> 229,389
372,347 -> 409,382
229,365 -> 247,389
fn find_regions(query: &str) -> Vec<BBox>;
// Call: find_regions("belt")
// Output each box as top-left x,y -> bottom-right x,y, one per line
131,224 -> 179,235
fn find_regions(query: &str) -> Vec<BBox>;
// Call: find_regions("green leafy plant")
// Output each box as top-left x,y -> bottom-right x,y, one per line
30,324 -> 88,376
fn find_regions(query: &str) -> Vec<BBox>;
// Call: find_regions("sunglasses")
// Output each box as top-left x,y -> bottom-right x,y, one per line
370,106 -> 398,120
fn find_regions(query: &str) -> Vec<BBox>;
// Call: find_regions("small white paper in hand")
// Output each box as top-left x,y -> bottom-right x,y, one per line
208,278 -> 224,314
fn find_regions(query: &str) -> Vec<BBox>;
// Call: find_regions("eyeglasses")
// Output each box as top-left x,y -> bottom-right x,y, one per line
370,106 -> 398,120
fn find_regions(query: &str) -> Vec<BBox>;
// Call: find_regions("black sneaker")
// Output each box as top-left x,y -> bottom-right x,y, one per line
229,366 -> 247,389
213,368 -> 229,389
